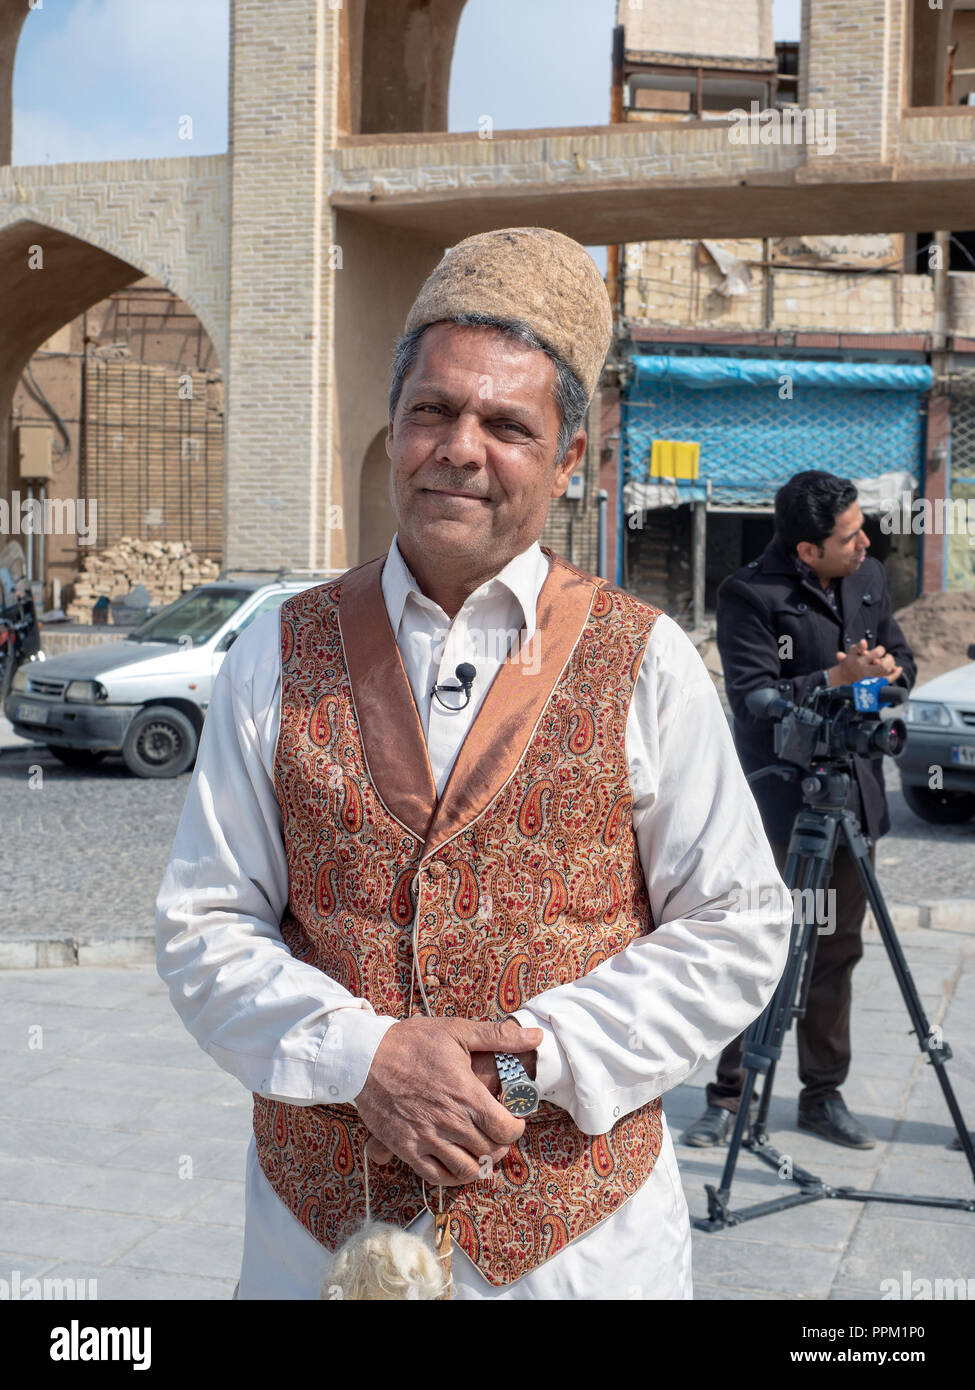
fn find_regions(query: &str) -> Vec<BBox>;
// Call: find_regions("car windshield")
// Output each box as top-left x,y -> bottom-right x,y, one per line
126,588 -> 253,645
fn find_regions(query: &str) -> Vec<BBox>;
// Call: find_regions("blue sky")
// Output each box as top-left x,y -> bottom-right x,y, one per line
12,0 -> 803,165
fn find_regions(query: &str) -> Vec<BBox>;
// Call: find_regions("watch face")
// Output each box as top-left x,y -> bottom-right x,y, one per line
502,1082 -> 539,1116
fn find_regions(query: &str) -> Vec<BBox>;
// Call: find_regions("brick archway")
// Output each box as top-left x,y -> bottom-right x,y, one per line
0,0 -> 29,165
0,218 -> 151,498
339,0 -> 468,135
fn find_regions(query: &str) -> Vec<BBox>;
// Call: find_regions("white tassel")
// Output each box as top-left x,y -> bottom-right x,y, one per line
321,1219 -> 448,1300
318,1146 -> 450,1300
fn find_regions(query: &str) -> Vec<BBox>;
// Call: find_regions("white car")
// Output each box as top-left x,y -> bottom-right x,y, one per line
5,573 -> 340,778
898,644 -> 975,823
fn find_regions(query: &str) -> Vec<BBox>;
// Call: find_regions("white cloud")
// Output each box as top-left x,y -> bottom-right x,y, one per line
12,106 -> 172,166
12,0 -> 229,164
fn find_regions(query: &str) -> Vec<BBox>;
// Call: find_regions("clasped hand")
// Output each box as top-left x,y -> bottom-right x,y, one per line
353,1015 -> 543,1187
830,637 -> 902,685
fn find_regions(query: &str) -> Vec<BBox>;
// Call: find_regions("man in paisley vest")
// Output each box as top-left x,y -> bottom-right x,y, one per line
156,227 -> 792,1299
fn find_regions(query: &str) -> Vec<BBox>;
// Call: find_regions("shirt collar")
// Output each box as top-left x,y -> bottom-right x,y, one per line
382,534 -> 547,641
793,551 -> 837,599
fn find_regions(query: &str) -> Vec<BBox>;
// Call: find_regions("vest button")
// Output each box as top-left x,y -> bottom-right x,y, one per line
426,861 -> 447,879
422,974 -> 441,990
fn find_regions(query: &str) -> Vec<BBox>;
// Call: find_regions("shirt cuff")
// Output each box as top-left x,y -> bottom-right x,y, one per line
511,1007 -> 573,1109
311,1008 -> 400,1105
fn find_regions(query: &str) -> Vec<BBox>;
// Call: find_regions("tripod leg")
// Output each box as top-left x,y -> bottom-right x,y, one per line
752,850 -> 811,1140
840,817 -> 975,1182
704,838 -> 837,1224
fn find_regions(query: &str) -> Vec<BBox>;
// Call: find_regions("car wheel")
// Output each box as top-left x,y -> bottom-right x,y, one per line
121,705 -> 198,778
47,746 -> 108,768
901,782 -> 975,825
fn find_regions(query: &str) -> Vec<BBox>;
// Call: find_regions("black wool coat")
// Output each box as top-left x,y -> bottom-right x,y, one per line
715,539 -> 917,845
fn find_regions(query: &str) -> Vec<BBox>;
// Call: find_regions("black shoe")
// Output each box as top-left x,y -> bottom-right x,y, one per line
949,1133 -> 974,1152
797,1096 -> 876,1149
681,1105 -> 735,1147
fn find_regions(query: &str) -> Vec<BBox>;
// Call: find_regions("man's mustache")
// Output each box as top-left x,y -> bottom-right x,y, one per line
419,474 -> 491,500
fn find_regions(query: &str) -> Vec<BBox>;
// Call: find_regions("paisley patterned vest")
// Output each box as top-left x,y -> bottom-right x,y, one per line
253,546 -> 665,1286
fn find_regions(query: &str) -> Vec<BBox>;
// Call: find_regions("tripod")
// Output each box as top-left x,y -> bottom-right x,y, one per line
696,756 -> 975,1232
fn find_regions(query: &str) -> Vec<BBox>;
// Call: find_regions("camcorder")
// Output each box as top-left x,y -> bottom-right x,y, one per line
745,677 -> 908,772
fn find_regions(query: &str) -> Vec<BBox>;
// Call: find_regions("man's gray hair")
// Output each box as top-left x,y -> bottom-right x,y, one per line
388,312 -> 589,467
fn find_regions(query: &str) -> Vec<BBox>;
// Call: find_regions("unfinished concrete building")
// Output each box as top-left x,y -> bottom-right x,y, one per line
610,0 -> 975,624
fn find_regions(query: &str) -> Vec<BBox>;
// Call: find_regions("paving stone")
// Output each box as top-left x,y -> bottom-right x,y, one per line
73,1030 -> 218,1071
836,1212 -> 974,1294
693,1281 -> 805,1300
0,1119 -> 152,1167
0,1252 -> 63,1284
0,1201 -> 161,1263
25,1057 -> 229,1102
101,1134 -> 248,1180
179,1182 -> 246,1228
112,1221 -> 244,1280
135,1097 -> 253,1144
688,1190 -> 861,1250
0,1155 -> 242,1221
828,1283 -> 888,1301
689,1231 -> 840,1298
0,1084 -> 163,1130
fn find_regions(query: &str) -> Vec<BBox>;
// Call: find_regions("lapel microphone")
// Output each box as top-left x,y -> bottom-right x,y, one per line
431,662 -> 477,710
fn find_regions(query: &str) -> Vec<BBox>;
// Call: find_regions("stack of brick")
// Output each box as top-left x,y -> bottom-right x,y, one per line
66,539 -> 220,623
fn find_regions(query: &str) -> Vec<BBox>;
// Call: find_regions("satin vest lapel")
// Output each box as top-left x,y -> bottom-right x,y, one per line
338,557 -> 438,840
424,552 -> 598,855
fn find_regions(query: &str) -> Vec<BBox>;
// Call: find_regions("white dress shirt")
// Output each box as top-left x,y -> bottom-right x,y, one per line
155,536 -> 792,1299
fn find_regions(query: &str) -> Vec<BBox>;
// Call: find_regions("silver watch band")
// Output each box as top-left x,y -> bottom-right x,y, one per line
495,1051 -> 530,1087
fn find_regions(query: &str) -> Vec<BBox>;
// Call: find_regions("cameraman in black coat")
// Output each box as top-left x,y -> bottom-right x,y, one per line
682,471 -> 916,1149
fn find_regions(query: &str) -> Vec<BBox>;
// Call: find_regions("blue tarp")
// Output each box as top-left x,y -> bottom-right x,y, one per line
618,355 -> 931,582
630,356 -> 933,392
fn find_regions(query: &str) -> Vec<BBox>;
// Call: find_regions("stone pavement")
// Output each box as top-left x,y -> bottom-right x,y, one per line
0,922 -> 973,1300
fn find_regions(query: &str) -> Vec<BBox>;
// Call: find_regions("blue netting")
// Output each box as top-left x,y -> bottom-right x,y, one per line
621,356 -> 930,508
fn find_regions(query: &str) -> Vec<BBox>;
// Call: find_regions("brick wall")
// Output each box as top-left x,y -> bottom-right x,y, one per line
225,0 -> 340,572
800,0 -> 905,167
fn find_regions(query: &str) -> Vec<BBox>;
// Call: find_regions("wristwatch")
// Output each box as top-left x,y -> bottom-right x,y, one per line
495,1052 -> 540,1116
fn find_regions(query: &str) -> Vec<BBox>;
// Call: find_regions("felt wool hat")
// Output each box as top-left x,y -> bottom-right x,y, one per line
403,226 -> 613,402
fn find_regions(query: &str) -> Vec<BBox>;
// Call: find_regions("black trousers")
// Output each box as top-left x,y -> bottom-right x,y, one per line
705,838 -> 874,1112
